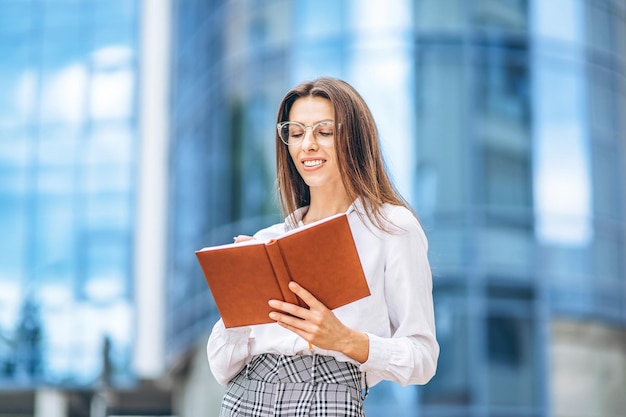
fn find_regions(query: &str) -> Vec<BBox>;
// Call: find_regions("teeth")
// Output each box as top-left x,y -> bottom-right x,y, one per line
304,160 -> 324,167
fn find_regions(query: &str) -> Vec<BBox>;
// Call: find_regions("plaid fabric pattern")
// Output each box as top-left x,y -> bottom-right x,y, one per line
220,354 -> 366,417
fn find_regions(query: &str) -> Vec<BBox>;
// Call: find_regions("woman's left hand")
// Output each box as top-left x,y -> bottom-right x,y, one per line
268,281 -> 369,363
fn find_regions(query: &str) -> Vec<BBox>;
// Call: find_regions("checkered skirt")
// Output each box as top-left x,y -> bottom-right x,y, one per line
219,354 -> 366,417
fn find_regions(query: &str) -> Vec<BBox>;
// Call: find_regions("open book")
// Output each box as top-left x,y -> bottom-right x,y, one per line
195,213 -> 370,328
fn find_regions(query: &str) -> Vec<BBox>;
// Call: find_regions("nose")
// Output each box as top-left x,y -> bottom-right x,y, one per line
301,126 -> 318,150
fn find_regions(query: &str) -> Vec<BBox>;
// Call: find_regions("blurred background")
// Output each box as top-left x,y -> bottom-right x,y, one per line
0,0 -> 625,416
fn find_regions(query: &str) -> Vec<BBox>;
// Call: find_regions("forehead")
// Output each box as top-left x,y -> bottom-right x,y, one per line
288,96 -> 334,123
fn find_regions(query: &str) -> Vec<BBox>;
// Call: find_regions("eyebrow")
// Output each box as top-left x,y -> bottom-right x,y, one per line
287,119 -> 335,125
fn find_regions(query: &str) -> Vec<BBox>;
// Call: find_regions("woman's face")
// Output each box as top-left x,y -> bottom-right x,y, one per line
287,96 -> 344,194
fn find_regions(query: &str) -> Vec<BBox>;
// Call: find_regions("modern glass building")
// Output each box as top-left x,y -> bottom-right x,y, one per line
0,0 -> 139,387
167,1 -> 626,417
1,0 -> 624,416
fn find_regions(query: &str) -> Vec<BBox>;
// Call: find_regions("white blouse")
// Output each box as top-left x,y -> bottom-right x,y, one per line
207,200 -> 439,388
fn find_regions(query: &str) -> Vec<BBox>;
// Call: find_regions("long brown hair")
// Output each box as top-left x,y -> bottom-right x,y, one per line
275,77 -> 413,230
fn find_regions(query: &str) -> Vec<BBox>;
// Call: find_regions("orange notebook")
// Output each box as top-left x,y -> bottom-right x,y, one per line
195,213 -> 370,328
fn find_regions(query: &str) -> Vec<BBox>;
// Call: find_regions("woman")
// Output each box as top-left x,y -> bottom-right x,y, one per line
207,77 -> 438,416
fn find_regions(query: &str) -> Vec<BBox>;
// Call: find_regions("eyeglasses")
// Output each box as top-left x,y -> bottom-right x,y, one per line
276,120 -> 337,146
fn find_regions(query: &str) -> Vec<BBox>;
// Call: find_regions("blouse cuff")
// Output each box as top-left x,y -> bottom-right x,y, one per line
224,327 -> 251,344
213,320 -> 251,344
359,333 -> 390,371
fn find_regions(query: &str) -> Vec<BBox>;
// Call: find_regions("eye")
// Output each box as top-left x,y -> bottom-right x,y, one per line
288,124 -> 304,138
315,122 -> 334,137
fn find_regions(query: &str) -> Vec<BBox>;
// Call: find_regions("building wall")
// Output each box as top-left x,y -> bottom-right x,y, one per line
171,339 -> 223,417
551,320 -> 626,417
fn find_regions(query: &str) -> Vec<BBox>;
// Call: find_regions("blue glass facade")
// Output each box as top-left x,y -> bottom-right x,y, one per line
168,1 -> 625,416
1,0 -> 623,416
0,0 -> 138,387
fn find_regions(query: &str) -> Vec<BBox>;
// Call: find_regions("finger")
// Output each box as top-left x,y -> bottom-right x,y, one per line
275,320 -> 310,341
268,299 -> 310,320
233,235 -> 254,243
288,281 -> 326,309
268,311 -> 313,333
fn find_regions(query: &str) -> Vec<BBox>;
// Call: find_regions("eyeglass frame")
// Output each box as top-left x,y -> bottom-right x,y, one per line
276,120 -> 340,146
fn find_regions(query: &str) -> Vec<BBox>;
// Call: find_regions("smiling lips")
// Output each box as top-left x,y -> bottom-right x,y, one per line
303,159 -> 325,168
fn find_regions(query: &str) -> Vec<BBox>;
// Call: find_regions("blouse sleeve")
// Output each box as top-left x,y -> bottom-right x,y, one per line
206,319 -> 252,385
359,209 -> 439,386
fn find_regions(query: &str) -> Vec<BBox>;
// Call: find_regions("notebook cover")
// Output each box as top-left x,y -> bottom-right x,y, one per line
195,213 -> 370,328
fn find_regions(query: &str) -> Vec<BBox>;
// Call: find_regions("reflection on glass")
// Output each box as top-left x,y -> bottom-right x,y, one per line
533,58 -> 592,246
423,289 -> 470,405
487,313 -> 537,407
415,0 -> 466,31
417,46 -> 467,207
473,0 -> 528,30
0,0 -> 138,386
532,0 -> 582,43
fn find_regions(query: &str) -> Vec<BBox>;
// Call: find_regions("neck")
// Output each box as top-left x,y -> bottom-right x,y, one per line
303,188 -> 353,224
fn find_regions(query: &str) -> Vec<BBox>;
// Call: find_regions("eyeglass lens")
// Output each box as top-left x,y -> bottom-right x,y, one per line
279,122 -> 334,145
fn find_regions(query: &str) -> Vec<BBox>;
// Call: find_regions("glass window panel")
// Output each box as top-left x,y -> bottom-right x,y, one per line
84,123 -> 134,165
32,195 -> 76,283
416,46 -> 468,214
542,245 -> 592,288
254,0 -> 291,48
92,23 -> 136,53
0,194 -> 27,278
585,1 -> 613,54
85,193 -> 131,231
239,98 -> 278,218
37,128 -> 78,167
486,314 -> 538,407
40,63 -> 88,125
531,0 -> 582,43
618,3 -> 626,66
364,381 -> 418,415
39,30 -> 88,125
0,128 -> 30,192
476,46 -> 530,155
480,227 -> 534,272
93,0 -> 137,21
292,46 -> 345,88
423,286 -> 470,404
84,237 -> 130,302
533,57 -> 592,246
591,142 -> 620,221
0,39 -> 36,126
89,67 -> 135,120
0,1 -> 35,33
42,0 -> 85,28
593,232 -> 622,303
295,0 -> 344,40
349,0 -> 412,32
415,0 -> 466,31
37,166 -> 75,194
83,164 -> 132,194
473,0 -> 527,30
483,147 -> 531,208
588,65 -> 617,136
